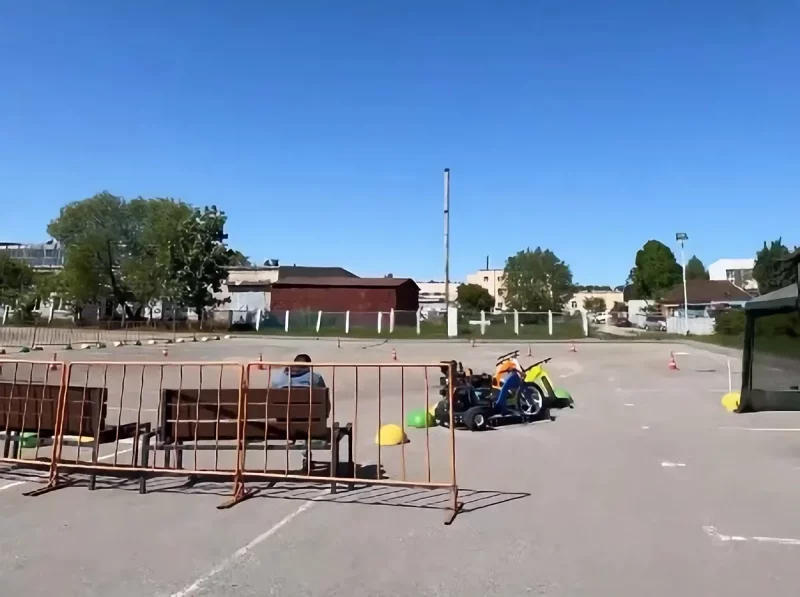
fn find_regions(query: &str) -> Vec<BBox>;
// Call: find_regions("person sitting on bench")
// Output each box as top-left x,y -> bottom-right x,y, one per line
269,353 -> 326,388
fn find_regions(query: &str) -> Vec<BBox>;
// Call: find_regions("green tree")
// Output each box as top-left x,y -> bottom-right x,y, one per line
169,206 -> 233,324
47,192 -> 135,316
456,283 -> 495,312
0,254 -> 36,308
753,238 -> 796,294
126,198 -> 194,316
583,296 -> 607,312
628,240 -> 682,300
685,255 -> 709,280
503,248 -> 574,312
229,251 -> 251,267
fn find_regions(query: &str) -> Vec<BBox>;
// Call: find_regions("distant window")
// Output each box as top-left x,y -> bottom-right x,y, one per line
483,276 -> 488,282
497,276 -> 502,282
571,301 -> 577,308
497,302 -> 503,309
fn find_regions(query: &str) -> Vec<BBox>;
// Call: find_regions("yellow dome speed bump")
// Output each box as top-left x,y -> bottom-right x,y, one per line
721,392 -> 741,412
375,424 -> 408,446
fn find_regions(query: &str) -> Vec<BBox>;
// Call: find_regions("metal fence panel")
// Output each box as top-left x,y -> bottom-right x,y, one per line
0,359 -> 66,488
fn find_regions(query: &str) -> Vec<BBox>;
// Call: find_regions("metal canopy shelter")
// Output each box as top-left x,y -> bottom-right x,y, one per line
738,252 -> 800,413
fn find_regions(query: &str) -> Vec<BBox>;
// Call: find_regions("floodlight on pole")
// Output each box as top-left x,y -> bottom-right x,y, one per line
676,232 -> 689,333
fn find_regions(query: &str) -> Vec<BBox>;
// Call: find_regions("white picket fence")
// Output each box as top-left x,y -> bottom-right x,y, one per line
253,308 -> 589,337
628,312 -> 716,335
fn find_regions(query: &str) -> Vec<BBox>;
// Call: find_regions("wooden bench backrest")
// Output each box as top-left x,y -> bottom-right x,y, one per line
161,387 -> 330,442
0,382 -> 107,436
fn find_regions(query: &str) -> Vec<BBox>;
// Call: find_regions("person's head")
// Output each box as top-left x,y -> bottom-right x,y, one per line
289,353 -> 312,376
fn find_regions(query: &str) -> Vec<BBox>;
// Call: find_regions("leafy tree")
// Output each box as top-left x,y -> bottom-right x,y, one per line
126,198 -> 193,316
456,283 -> 495,312
228,251 -> 251,267
503,248 -> 574,312
0,254 -> 36,308
583,296 -> 607,312
169,206 -> 233,324
628,240 -> 682,300
47,192 -> 136,316
753,238 -> 796,294
685,255 -> 709,280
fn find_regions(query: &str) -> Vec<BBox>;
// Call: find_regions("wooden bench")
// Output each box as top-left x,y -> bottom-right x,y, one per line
0,380 -> 149,490
142,386 -> 352,493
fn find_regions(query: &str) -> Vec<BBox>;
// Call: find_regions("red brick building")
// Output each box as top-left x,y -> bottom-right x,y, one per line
270,277 -> 420,313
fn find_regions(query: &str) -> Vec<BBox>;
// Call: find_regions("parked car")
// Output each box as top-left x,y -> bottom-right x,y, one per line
644,315 -> 667,332
593,312 -> 608,324
615,318 -> 633,328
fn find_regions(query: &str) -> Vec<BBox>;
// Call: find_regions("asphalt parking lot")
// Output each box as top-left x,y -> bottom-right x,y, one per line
2,337 -> 800,596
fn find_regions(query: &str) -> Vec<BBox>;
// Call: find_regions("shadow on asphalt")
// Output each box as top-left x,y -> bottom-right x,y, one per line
0,464 -> 530,518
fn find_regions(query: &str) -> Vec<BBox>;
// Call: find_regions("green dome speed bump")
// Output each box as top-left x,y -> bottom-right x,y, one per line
406,408 -> 434,429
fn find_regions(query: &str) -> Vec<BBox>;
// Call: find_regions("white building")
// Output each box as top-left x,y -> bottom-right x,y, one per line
708,258 -> 757,291
416,281 -> 457,316
464,268 -> 507,311
564,290 -> 624,315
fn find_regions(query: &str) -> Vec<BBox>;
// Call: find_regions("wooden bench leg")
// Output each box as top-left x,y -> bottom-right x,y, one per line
89,439 -> 98,491
139,432 -> 153,495
175,441 -> 184,470
330,436 -> 339,495
346,424 -> 354,491
10,432 -> 20,460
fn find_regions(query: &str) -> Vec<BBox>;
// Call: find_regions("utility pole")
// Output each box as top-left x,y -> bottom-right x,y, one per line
443,168 -> 451,312
676,232 -> 689,334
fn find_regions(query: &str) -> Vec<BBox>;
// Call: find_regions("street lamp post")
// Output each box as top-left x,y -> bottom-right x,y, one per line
444,168 -> 451,313
676,232 -> 689,334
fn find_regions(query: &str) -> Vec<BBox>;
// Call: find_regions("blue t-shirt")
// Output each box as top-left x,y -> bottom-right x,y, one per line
269,367 -> 326,388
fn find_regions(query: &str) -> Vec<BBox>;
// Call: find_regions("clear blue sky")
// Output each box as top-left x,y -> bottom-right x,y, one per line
1,1 -> 798,285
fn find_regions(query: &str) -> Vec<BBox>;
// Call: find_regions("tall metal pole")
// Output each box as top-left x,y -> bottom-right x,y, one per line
681,241 -> 689,329
443,168 -> 451,312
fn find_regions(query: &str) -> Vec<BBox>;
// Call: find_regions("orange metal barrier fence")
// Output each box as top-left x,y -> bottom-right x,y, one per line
1,359 -> 461,524
0,360 -> 66,488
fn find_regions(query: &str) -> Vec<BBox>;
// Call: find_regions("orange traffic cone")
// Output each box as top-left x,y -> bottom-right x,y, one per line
668,352 -> 678,370
162,348 -> 169,357
391,348 -> 397,361
569,343 -> 577,353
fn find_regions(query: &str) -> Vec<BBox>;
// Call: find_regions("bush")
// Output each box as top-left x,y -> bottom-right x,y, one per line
519,313 -> 548,325
714,310 -> 746,335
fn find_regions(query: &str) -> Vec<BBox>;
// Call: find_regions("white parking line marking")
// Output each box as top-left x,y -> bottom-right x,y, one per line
752,536 -> 800,546
624,403 -> 635,407
661,461 -> 686,468
0,481 -> 26,492
704,526 -> 800,546
641,426 -> 650,430
719,427 -> 800,432
170,492 -> 327,597
1,440 -> 135,493
703,526 -> 746,542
